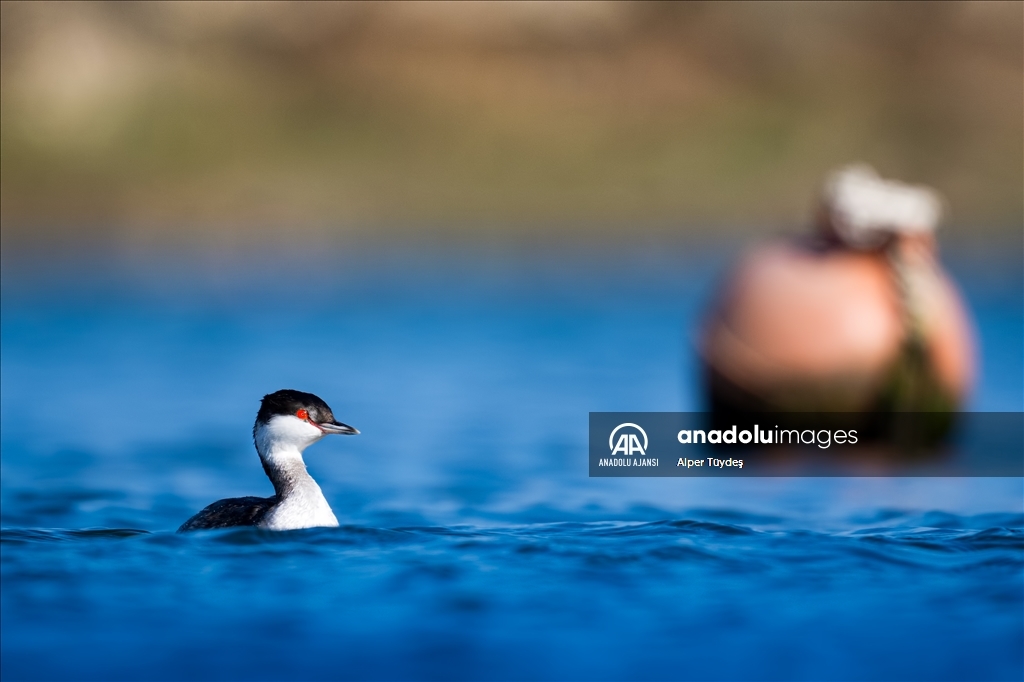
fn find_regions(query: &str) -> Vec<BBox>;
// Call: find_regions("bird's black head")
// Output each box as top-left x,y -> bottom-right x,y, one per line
254,389 -> 359,437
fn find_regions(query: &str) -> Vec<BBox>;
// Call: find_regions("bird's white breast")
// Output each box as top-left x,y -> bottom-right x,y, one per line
259,479 -> 339,530
253,415 -> 340,530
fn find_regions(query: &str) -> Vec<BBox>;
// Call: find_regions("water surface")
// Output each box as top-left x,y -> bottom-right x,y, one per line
2,242 -> 1021,680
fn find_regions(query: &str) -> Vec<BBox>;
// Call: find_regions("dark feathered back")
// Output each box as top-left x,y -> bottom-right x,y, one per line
177,496 -> 276,531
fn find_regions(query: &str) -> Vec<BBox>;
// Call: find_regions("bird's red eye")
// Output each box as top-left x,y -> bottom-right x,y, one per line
296,409 -> 309,420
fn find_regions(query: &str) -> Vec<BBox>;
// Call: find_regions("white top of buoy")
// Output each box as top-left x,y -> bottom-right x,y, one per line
821,164 -> 942,249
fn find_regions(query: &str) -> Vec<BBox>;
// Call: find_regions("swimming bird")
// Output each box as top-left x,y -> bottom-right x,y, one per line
178,389 -> 358,532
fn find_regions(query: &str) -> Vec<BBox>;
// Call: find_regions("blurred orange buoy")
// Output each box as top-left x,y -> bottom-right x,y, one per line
700,165 -> 975,415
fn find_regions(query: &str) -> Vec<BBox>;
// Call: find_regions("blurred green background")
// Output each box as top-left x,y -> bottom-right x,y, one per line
1,0 -> 1021,246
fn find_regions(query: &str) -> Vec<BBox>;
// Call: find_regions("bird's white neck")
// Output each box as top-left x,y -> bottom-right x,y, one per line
254,416 -> 339,530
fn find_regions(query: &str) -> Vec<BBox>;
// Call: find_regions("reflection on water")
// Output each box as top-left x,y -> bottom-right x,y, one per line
1,243 -> 1021,680
2,515 -> 1022,681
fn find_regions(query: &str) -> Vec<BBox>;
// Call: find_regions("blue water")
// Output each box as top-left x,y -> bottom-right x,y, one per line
2,241 -> 1022,681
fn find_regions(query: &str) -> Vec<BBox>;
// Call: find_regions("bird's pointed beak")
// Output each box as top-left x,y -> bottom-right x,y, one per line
318,420 -> 359,435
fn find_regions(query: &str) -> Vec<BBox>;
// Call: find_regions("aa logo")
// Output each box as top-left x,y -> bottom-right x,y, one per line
609,423 -> 648,456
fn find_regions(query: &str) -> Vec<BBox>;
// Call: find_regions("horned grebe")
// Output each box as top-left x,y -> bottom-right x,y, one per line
178,389 -> 358,532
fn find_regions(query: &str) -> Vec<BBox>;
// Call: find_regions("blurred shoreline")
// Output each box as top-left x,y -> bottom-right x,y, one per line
2,1 -> 1021,243
3,222 -> 1020,273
